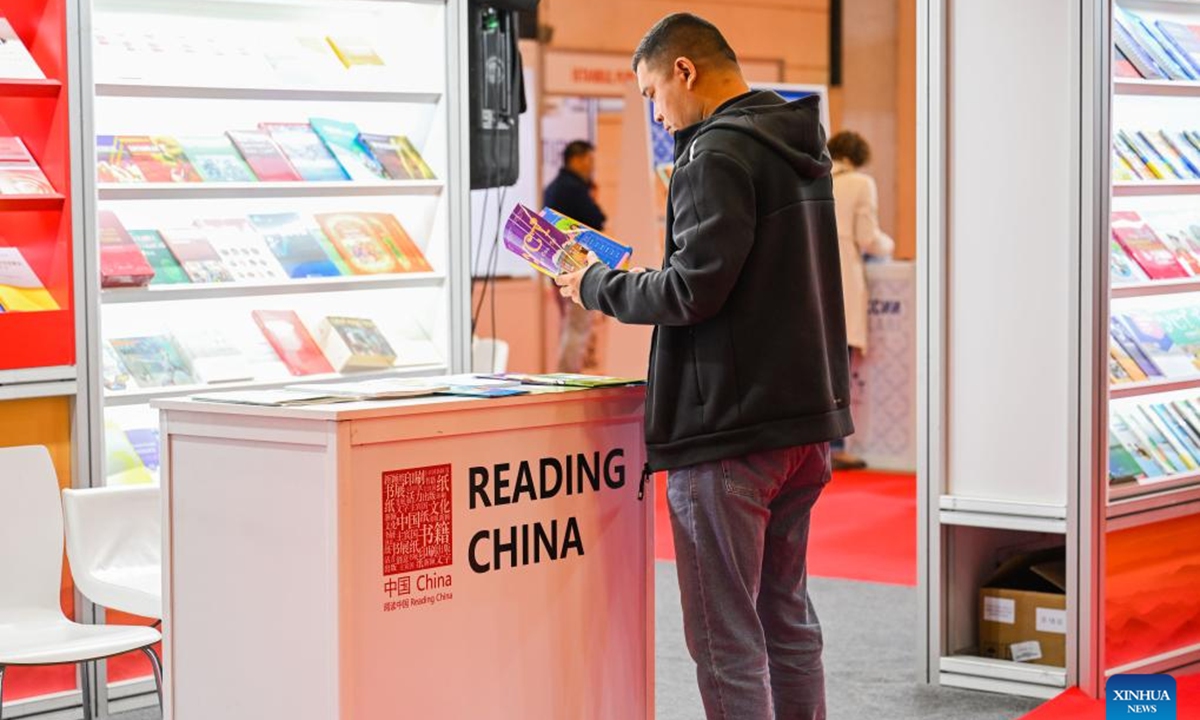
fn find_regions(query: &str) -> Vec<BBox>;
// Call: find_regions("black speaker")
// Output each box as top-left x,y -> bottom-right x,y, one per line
468,3 -> 531,189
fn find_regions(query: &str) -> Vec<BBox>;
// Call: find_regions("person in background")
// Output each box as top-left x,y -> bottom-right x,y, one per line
828,130 -> 895,471
543,140 -> 607,373
556,13 -> 850,719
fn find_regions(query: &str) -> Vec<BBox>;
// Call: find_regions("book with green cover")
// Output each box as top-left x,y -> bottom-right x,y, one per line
309,118 -> 387,181
177,136 -> 258,182
128,229 -> 190,284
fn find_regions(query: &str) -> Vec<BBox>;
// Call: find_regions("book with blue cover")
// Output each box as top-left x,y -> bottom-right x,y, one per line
540,207 -> 633,270
1155,21 -> 1200,77
1111,412 -> 1166,478
248,212 -> 344,278
309,118 -> 387,181
1113,15 -> 1166,80
1116,8 -> 1193,80
259,122 -> 349,182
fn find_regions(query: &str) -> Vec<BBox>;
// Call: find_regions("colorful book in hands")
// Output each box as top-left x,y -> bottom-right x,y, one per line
503,204 -> 633,277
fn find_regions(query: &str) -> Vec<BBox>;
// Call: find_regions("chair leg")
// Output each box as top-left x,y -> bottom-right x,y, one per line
79,661 -> 92,720
142,646 -> 164,714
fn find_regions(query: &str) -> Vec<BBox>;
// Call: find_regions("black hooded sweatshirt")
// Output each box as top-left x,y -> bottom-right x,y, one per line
579,90 -> 853,471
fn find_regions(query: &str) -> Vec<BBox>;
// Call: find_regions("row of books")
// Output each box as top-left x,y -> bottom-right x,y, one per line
1110,309 -> 1200,384
1111,210 -> 1200,283
104,310 -> 410,390
1110,396 -> 1200,483
0,246 -> 57,312
1112,128 -> 1200,182
1113,7 -> 1200,81
100,210 -> 431,288
105,418 -> 158,485
0,137 -> 55,195
98,120 -> 434,184
0,18 -> 44,80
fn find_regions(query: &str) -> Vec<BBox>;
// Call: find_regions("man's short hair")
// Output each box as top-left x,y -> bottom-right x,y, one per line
563,140 -> 594,166
632,13 -> 738,73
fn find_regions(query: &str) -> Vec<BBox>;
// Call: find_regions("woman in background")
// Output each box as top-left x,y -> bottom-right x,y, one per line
829,130 -> 895,470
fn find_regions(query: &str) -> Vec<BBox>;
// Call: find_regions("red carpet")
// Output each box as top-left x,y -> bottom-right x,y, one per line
654,469 -> 918,586
1019,674 -> 1200,719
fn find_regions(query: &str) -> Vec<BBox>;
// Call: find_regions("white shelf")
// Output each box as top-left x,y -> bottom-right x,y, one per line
1112,277 -> 1200,299
939,655 -> 1065,699
102,273 -> 444,304
95,82 -> 441,104
1113,180 -> 1200,197
1109,375 -> 1200,399
0,366 -> 76,385
0,380 -> 78,402
103,362 -> 448,407
1115,78 -> 1200,97
97,180 -> 443,201
938,496 -> 1068,533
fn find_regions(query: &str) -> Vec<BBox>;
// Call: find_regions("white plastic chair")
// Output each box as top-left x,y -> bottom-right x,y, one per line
62,486 -> 162,621
0,446 -> 161,720
472,336 -> 510,374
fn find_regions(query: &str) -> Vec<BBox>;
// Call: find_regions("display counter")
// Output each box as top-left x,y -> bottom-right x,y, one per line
153,387 -> 652,720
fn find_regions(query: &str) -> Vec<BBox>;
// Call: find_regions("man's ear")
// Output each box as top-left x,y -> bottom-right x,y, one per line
676,57 -> 698,89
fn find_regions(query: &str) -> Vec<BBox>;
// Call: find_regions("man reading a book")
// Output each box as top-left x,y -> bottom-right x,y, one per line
555,13 -> 851,720
544,140 -> 607,373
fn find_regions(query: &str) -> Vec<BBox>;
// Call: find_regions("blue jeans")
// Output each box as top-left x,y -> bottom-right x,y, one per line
667,443 -> 831,720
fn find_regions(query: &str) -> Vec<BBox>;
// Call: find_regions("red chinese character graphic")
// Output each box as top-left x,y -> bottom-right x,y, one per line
382,464 -> 453,576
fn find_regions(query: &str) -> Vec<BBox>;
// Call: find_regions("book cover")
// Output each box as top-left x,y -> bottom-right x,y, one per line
1112,17 -> 1166,80
1163,402 -> 1200,458
1109,430 -> 1144,483
0,136 -> 54,194
309,117 -> 387,181
313,212 -> 404,274
325,36 -> 385,68
258,122 -> 349,182
1113,46 -> 1143,79
1113,136 -> 1150,179
1121,130 -> 1180,180
1127,405 -> 1188,474
1110,238 -> 1149,285
540,207 -> 634,270
357,213 -> 432,272
226,130 -> 302,182
1147,19 -> 1200,79
104,419 -> 155,486
503,204 -> 592,277
101,342 -> 133,391
194,218 -> 288,282
176,136 -> 257,182
173,326 -> 254,384
96,135 -> 145,183
123,427 -> 160,473
98,210 -> 155,287
1111,411 -> 1166,478
1141,130 -> 1198,180
251,310 -> 334,376
1113,152 -> 1141,182
1112,211 -> 1189,280
1116,8 -> 1192,81
115,135 -> 202,183
0,246 -> 58,311
358,133 -> 436,180
0,18 -> 45,79
1141,404 -> 1199,471
1154,130 -> 1200,180
1159,306 -> 1200,361
159,227 -> 235,283
1152,403 -> 1200,469
128,229 -> 190,285
109,334 -> 199,388
1111,341 -> 1148,382
262,36 -> 345,84
1110,316 -> 1163,378
1120,311 -> 1200,377
1174,400 -> 1200,451
1110,352 -> 1132,384
247,212 -> 343,278
316,315 -> 397,371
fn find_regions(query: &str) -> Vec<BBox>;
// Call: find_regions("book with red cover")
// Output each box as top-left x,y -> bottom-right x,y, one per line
226,130 -> 302,182
0,136 -> 55,195
1112,211 -> 1189,280
114,136 -> 202,183
313,212 -> 404,274
357,213 -> 432,272
98,211 -> 154,287
252,310 -> 334,376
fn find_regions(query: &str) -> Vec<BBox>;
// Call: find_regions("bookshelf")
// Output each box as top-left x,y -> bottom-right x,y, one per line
96,179 -> 444,201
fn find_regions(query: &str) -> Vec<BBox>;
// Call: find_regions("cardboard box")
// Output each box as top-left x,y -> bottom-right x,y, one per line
978,547 -> 1067,667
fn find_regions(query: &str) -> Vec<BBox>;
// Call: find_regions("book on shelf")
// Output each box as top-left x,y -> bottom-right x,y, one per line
0,18 -> 45,79
251,309 -> 335,376
314,212 -> 430,274
98,211 -> 155,288
1140,130 -> 1198,180
0,136 -> 55,195
1110,350 -> 1133,384
173,326 -> 254,384
102,342 -> 133,392
358,133 -> 436,180
1113,46 -> 1144,80
1158,305 -> 1200,361
309,118 -> 387,181
176,136 -> 258,183
123,426 -> 160,473
0,246 -> 58,311
159,227 -> 236,283
115,136 -> 202,183
1119,130 -> 1179,180
503,204 -> 635,278
104,419 -> 155,485
1113,137 -> 1149,180
96,135 -> 145,183
285,378 -> 450,400
194,218 -> 289,282
1113,152 -> 1142,182
1116,8 -> 1193,81
128,229 -> 190,285
1151,403 -> 1200,469
247,213 -> 344,278
1138,404 -> 1197,471
259,123 -> 349,182
1125,405 -> 1186,474
1110,238 -> 1149,285
1111,411 -> 1166,479
1113,15 -> 1166,81
1118,311 -> 1200,377
226,130 -> 302,182
1109,429 -> 1144,483
316,316 -> 397,371
325,36 -> 385,68
109,334 -> 200,388
1112,211 -> 1189,280
1111,341 -> 1149,383
1154,20 -> 1200,78
1156,131 -> 1200,179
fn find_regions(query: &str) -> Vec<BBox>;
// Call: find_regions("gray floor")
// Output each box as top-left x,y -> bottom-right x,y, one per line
114,562 -> 1043,720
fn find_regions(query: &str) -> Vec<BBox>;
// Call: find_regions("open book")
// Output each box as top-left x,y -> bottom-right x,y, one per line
503,204 -> 632,277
